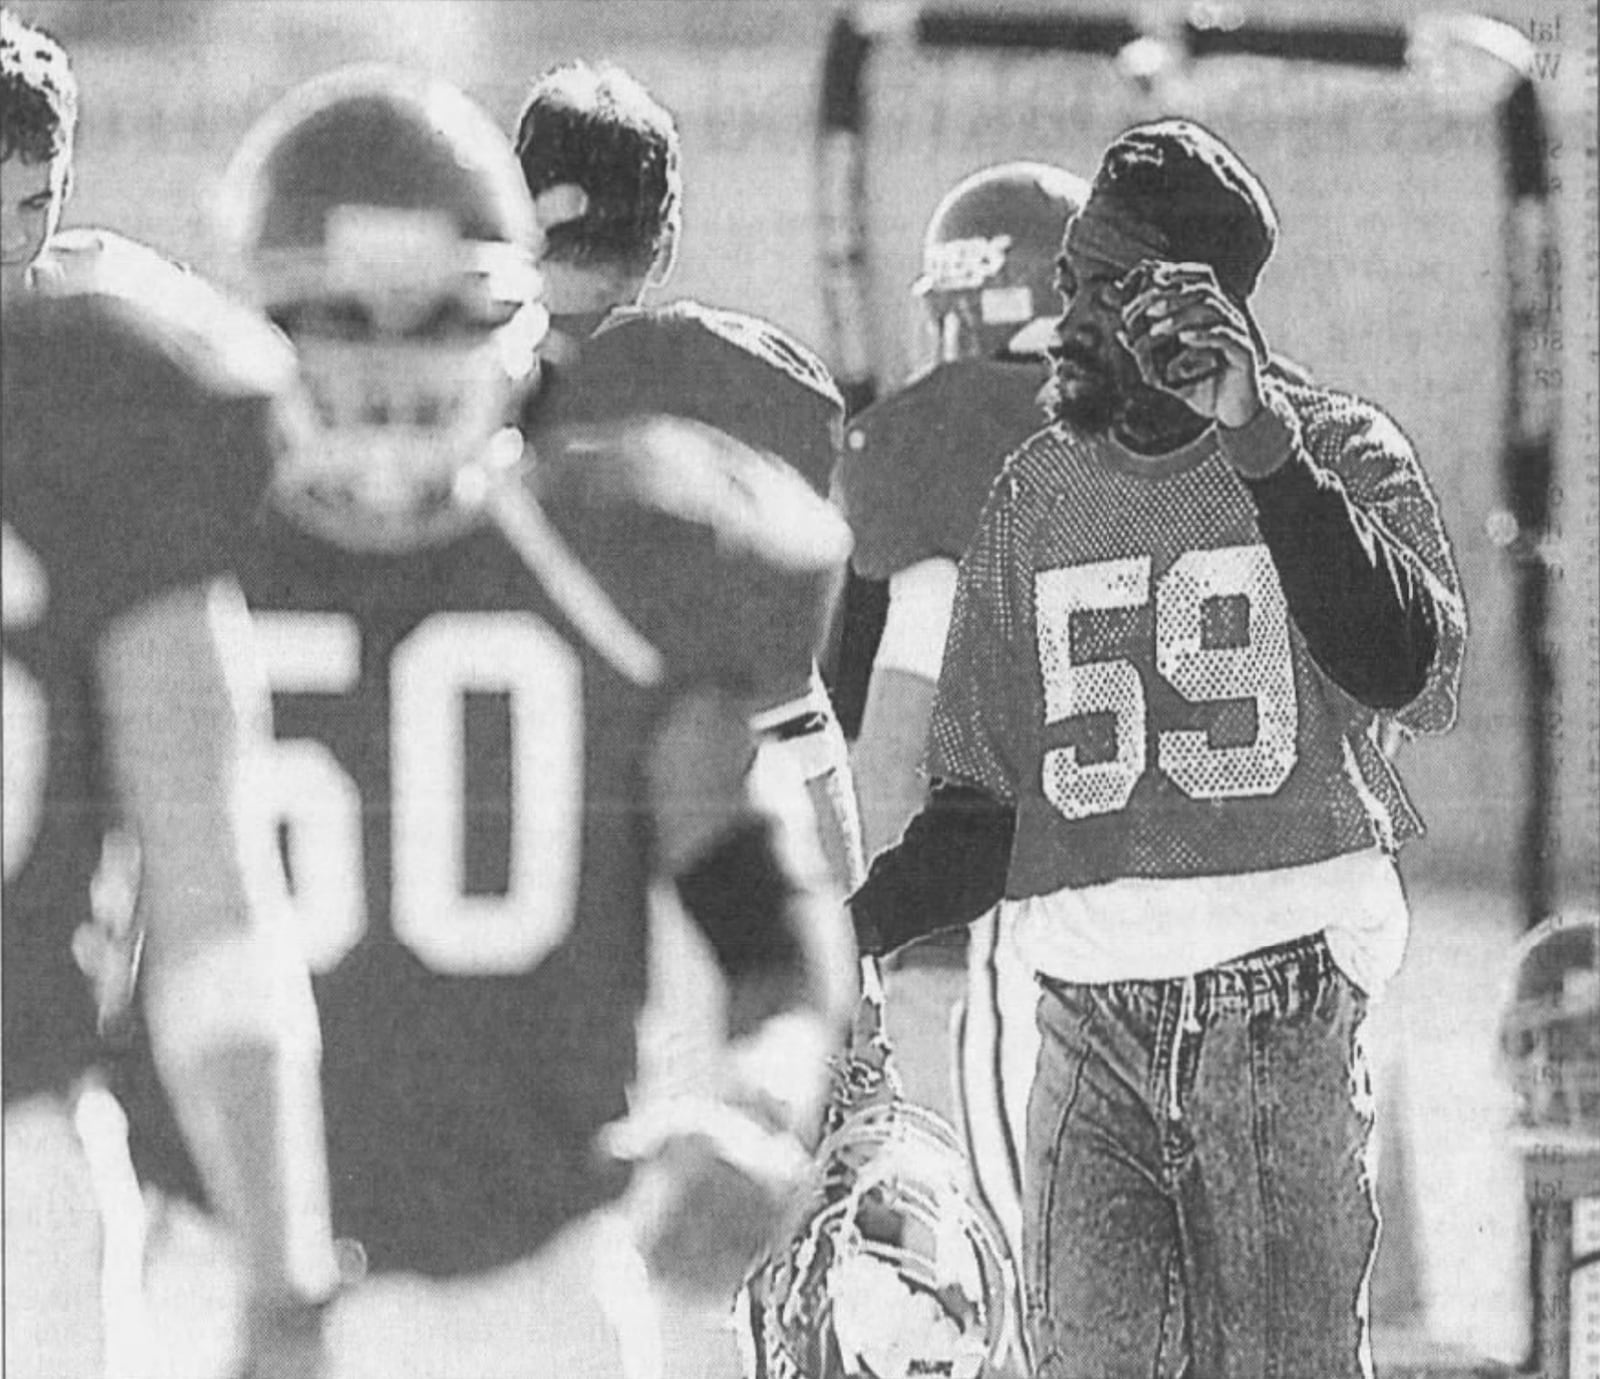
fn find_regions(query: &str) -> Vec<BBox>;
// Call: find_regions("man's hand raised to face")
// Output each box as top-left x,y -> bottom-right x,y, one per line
1118,259 -> 1264,431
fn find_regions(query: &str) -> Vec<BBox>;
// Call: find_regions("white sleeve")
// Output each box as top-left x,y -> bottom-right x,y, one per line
874,558 -> 960,683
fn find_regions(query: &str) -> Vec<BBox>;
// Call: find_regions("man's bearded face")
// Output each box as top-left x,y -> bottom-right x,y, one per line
1043,199 -> 1194,442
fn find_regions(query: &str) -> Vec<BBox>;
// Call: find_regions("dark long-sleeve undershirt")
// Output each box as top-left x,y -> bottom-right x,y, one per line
850,783 -> 1015,957
1225,405 -> 1440,711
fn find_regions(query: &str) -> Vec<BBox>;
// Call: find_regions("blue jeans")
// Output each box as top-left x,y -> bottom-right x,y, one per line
1022,933 -> 1379,1378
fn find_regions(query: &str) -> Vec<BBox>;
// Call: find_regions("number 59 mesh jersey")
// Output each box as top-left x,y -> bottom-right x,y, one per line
930,378 -> 1465,893
2,279 -> 291,1103
121,419 -> 848,1278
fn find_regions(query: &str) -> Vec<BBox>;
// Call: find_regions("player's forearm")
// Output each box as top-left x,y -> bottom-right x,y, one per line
852,665 -> 940,859
676,817 -> 854,1037
1222,404 -> 1440,710
676,816 -> 854,1143
849,782 -> 1014,957
101,581 -> 339,1304
142,928 -> 339,1303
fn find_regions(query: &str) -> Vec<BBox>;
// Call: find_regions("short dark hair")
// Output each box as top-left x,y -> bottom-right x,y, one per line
1092,118 -> 1277,301
514,60 -> 681,272
0,7 -> 77,165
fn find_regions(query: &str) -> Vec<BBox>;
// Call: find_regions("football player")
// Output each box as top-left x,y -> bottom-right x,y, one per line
4,18 -> 340,1379
0,6 -> 73,299
513,60 -> 865,897
2,243 -> 339,1379
849,119 -> 1467,1376
834,161 -> 1085,1278
123,67 -> 855,1379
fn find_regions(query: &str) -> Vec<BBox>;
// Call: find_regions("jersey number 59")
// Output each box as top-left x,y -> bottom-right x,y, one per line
1035,544 -> 1299,820
256,610 -> 583,976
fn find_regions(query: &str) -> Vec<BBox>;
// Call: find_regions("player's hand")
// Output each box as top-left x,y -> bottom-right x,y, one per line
232,1291 -> 331,1379
1118,260 -> 1264,430
603,1099 -> 810,1302
825,961 -> 902,1134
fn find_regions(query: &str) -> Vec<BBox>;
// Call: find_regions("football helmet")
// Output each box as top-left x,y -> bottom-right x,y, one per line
218,65 -> 547,549
757,1100 -> 1014,1379
913,161 -> 1087,366
1499,911 -> 1600,1142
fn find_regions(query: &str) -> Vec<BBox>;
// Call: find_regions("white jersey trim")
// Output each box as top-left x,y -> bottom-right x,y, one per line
485,481 -> 665,688
1008,847 -> 1409,998
875,558 -> 960,683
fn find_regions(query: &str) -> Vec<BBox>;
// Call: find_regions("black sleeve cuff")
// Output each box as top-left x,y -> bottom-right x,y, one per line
850,784 -> 1015,957
1217,396 -> 1295,478
676,820 -> 805,985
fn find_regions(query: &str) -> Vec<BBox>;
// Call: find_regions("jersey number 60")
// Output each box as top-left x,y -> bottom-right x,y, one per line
257,610 -> 583,977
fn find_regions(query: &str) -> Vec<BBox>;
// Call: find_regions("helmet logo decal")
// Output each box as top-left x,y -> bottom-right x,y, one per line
918,234 -> 1012,294
979,285 -> 1034,325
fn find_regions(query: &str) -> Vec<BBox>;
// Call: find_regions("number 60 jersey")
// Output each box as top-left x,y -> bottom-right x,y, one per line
133,421 -> 847,1278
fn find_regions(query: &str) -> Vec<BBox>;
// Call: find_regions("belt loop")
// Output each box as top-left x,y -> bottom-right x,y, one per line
1180,973 -> 1201,1035
1166,975 -> 1200,1121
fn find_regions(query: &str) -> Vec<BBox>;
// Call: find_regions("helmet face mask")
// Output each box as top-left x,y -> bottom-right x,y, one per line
912,161 -> 1088,370
274,331 -> 527,550
1499,911 -> 1600,1142
758,1102 -> 1015,1379
220,66 -> 547,550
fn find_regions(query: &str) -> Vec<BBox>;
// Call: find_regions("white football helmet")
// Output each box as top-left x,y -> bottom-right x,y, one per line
1499,911 -> 1600,1142
757,1101 -> 1015,1379
218,65 -> 547,549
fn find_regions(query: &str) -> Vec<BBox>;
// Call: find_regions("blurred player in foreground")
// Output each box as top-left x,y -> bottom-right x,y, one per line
4,15 -> 340,1379
834,164 -> 1084,1277
514,60 -> 865,896
850,119 -> 1467,1376
123,66 -> 856,1379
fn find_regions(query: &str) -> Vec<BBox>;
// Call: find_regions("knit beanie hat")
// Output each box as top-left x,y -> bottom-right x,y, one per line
1089,118 -> 1277,301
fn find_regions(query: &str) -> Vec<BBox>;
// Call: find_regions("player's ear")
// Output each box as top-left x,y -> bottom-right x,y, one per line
646,217 -> 679,290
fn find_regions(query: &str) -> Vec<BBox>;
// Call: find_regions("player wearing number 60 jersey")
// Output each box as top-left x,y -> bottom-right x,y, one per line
122,66 -> 856,1379
851,121 -> 1466,1377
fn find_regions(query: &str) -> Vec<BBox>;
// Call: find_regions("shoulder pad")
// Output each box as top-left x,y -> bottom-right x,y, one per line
30,227 -> 169,297
2,282 -> 287,623
539,415 -> 848,576
1267,377 -> 1418,482
836,359 -> 1046,579
615,301 -> 843,409
25,231 -> 293,400
563,302 -> 843,496
536,417 -> 850,694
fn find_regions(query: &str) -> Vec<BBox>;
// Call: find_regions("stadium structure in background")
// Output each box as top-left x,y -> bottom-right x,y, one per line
815,8 -> 1589,1375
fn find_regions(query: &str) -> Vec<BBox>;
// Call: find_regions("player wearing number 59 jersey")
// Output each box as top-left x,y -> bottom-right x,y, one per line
852,121 -> 1466,1377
